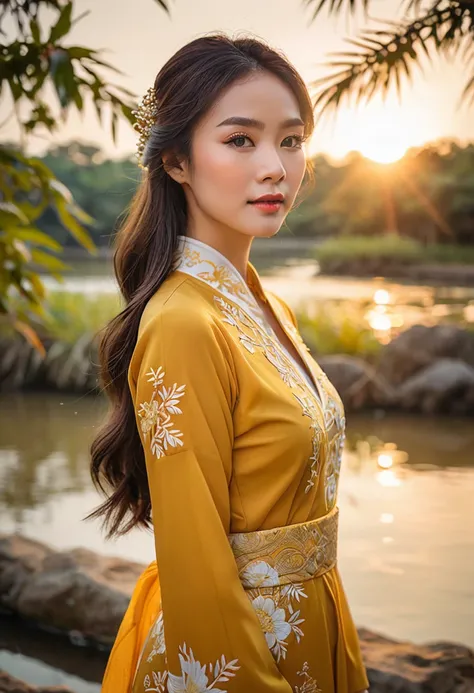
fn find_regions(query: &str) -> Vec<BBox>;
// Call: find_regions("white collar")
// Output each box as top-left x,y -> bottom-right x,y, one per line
174,235 -> 267,325
173,235 -> 325,407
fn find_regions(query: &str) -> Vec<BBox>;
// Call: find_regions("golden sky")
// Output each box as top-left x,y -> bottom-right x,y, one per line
2,0 -> 473,162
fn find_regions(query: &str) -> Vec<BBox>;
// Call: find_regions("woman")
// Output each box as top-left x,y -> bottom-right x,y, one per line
90,33 -> 370,693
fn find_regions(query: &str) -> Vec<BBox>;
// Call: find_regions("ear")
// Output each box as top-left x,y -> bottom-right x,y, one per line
162,151 -> 189,184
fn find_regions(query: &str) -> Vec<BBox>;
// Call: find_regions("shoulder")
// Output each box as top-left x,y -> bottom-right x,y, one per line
133,273 -> 235,367
139,273 -> 219,336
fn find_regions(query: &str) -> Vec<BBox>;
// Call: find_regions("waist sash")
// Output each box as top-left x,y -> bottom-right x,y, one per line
228,506 -> 339,589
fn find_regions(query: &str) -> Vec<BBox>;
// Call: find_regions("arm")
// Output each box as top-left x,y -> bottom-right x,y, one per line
129,305 -> 292,691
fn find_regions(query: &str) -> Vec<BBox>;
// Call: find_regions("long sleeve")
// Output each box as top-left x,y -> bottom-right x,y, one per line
128,304 -> 292,692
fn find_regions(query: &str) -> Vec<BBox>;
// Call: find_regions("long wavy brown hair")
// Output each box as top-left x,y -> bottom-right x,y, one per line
88,33 -> 315,538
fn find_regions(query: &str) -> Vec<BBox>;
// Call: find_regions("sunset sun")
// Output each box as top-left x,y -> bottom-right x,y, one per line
356,137 -> 409,164
308,95 -> 427,163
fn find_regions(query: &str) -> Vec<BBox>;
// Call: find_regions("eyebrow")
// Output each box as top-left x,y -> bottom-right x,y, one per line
217,116 -> 305,130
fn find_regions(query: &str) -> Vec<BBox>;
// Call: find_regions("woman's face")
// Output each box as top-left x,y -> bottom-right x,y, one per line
171,71 -> 308,241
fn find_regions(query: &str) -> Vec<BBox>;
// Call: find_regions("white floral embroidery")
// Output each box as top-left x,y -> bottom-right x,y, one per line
249,582 -> 306,663
143,636 -> 240,693
294,391 -> 324,494
168,644 -> 240,692
144,670 -> 168,692
324,401 -> 346,510
251,595 -> 292,658
138,366 -> 186,459
215,296 -> 324,489
294,661 -> 323,693
240,560 -> 280,588
281,582 -> 309,603
147,612 -> 166,663
174,234 -> 348,502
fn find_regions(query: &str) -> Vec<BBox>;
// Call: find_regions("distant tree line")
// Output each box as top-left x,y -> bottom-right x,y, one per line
26,139 -> 474,249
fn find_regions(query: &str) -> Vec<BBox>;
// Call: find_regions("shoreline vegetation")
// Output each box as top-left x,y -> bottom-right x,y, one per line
1,291 -> 474,413
314,236 -> 474,285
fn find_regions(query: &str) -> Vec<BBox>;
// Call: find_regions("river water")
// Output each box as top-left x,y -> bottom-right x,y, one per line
1,247 -> 474,689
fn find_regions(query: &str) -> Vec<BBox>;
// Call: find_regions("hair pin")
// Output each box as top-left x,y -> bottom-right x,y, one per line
131,86 -> 158,169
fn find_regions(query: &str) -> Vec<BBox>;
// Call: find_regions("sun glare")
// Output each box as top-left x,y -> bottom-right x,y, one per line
357,139 -> 408,164
308,95 -> 428,163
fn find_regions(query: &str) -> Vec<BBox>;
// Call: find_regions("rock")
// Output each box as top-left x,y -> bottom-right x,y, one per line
1,536 -> 474,692
0,670 -> 73,693
358,628 -> 474,692
318,355 -> 397,410
377,325 -> 474,387
395,358 -> 474,414
0,534 -> 146,646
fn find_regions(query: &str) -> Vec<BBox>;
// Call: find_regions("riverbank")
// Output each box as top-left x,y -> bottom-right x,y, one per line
2,321 -> 474,414
1,533 -> 473,693
315,236 -> 474,286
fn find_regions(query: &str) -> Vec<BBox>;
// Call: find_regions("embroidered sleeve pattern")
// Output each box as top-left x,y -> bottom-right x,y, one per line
137,366 -> 187,459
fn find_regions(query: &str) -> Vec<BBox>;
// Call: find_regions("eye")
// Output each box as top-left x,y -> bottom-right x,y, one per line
225,134 -> 253,148
282,134 -> 306,149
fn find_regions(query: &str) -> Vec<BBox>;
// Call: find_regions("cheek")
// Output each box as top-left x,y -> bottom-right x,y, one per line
193,142 -> 247,194
287,153 -> 307,189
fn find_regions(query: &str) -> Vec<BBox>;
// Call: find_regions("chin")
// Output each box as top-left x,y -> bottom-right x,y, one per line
253,224 -> 284,239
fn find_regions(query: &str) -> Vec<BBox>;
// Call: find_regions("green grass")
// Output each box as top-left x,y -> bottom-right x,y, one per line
297,303 -> 383,359
4,290 -> 378,358
315,235 -> 474,266
42,291 -> 123,343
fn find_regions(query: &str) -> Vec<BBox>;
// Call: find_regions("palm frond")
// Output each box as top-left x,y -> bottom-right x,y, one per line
311,3 -> 472,120
303,0 -> 369,21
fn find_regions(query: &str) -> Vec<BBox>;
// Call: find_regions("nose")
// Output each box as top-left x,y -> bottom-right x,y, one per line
258,145 -> 286,183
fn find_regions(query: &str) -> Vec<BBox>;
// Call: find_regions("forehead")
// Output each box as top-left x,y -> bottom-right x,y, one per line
201,71 -> 302,129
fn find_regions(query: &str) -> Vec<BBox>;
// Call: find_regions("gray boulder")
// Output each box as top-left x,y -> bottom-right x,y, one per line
359,628 -> 474,692
0,670 -> 72,693
395,358 -> 474,414
0,534 -> 145,646
377,325 -> 474,387
319,355 -> 397,410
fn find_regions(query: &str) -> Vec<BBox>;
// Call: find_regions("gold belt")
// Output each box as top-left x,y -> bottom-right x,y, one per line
228,506 -> 338,589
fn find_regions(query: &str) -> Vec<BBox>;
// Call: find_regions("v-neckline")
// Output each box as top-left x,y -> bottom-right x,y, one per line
263,293 -> 326,408
174,234 -> 326,408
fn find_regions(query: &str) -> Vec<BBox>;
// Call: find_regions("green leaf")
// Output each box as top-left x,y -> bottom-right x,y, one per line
54,200 -> 97,253
0,202 -> 29,225
7,228 -> 63,252
111,109 -> 118,144
49,1 -> 73,43
120,102 -> 135,123
30,19 -> 41,43
49,178 -> 73,203
30,249 -> 69,272
67,46 -> 95,60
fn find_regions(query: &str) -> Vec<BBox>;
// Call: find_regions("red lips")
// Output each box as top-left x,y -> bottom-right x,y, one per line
249,193 -> 285,203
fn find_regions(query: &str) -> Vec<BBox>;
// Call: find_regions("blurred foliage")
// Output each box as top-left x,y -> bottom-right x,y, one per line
6,138 -> 474,251
7,289 -> 382,358
315,234 -> 474,271
297,303 -> 383,358
306,0 -> 474,119
42,291 -> 123,343
291,141 -> 474,244
0,0 -> 168,346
